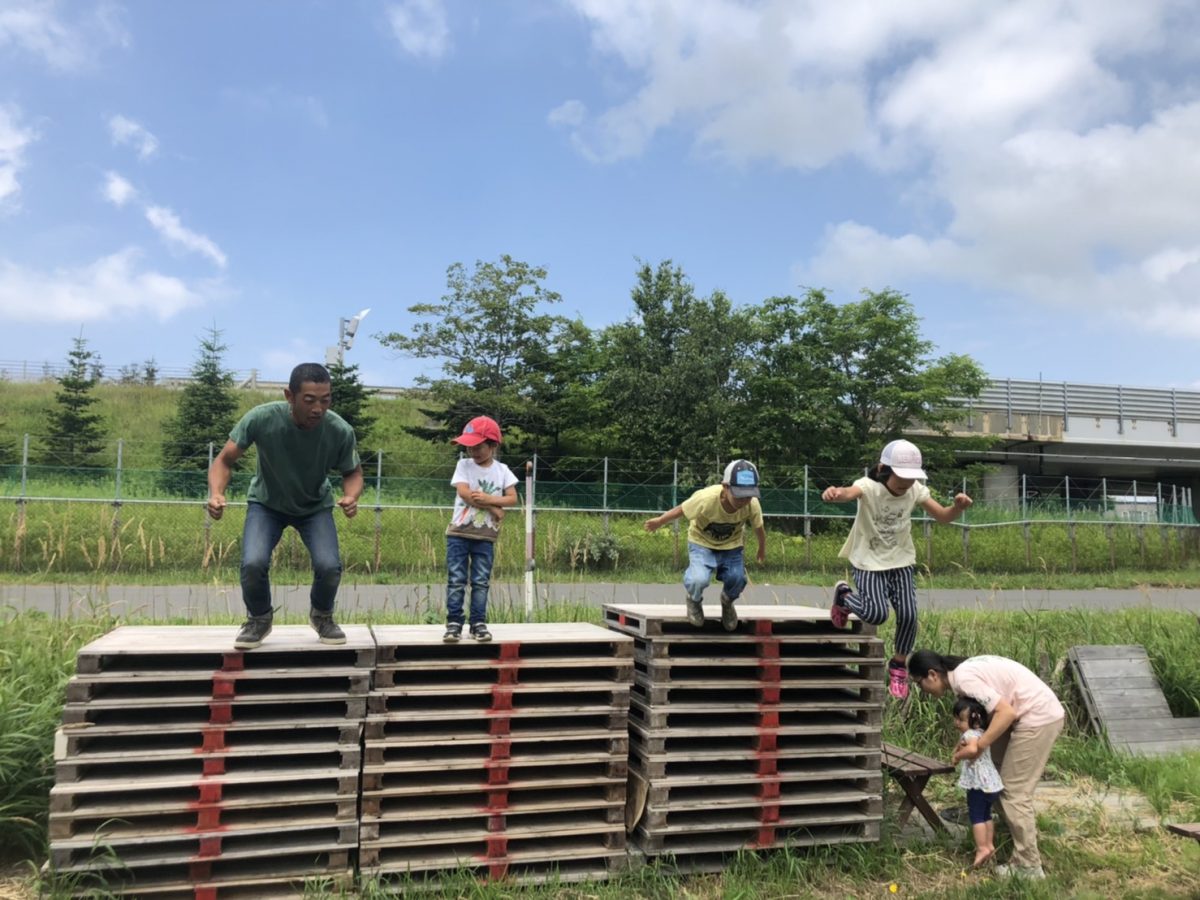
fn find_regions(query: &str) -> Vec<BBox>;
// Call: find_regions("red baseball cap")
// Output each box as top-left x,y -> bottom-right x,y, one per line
453,415 -> 502,446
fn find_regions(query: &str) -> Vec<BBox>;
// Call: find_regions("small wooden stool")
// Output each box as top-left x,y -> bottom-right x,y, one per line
882,741 -> 956,833
1167,823 -> 1200,842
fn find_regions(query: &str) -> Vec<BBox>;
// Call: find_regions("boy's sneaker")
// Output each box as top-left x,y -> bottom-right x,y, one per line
310,610 -> 347,645
719,593 -> 738,632
830,581 -> 852,628
685,597 -> 705,628
470,622 -> 492,642
888,659 -> 909,699
234,613 -> 273,650
443,623 -> 462,643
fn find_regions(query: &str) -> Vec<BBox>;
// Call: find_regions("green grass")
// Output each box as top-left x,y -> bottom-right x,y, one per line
3,606 -> 1200,899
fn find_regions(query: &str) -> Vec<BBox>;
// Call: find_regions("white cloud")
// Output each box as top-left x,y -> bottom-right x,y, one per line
108,114 -> 158,160
101,170 -> 135,207
548,99 -> 586,128
0,104 -> 37,209
263,339 -> 319,376
0,248 -> 203,323
144,205 -> 227,269
388,0 -> 449,59
222,87 -> 329,129
0,0 -> 129,70
563,0 -> 1200,338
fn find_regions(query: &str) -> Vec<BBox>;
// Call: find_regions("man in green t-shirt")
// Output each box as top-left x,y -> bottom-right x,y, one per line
207,363 -> 363,649
644,459 -> 767,631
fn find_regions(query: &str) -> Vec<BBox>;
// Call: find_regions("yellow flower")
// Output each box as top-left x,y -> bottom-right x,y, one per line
889,885 -> 899,894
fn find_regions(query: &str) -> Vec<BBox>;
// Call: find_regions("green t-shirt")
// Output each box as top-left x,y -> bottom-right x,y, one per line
229,402 -> 360,517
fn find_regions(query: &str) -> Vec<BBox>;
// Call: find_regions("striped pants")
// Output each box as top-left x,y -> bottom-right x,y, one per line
843,565 -> 919,658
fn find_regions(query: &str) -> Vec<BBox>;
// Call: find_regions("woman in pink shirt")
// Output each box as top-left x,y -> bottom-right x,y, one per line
908,649 -> 1065,881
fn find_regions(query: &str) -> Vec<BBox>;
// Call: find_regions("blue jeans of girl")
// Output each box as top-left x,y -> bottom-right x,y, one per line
446,536 -> 496,626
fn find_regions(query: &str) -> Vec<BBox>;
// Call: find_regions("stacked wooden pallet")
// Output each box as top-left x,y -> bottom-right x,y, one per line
604,603 -> 885,873
48,625 -> 373,899
360,623 -> 633,887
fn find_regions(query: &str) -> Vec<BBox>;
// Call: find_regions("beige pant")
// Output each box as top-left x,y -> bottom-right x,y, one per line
990,717 -> 1064,868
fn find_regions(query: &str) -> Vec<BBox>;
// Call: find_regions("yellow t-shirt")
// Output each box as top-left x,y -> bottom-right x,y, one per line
838,476 -> 931,570
680,484 -> 764,551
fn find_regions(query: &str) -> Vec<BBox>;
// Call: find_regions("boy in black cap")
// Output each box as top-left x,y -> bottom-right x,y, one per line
644,459 -> 766,631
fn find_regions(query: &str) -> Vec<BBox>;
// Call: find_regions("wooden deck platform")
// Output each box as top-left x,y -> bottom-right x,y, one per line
1068,645 -> 1200,756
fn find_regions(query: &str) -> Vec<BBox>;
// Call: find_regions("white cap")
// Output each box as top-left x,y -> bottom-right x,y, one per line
879,439 -> 926,480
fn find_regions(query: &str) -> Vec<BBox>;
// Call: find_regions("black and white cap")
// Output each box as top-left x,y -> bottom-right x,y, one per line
721,459 -> 761,499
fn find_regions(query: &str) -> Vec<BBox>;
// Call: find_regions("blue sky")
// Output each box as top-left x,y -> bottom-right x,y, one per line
2,0 -> 1200,390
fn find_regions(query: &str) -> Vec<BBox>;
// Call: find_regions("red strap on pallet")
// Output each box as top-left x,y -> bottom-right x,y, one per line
759,803 -> 780,824
758,638 -> 780,659
202,758 -> 225,776
220,653 -> 244,672
754,733 -> 777,752
759,710 -> 779,729
489,686 -> 513,711
499,643 -> 521,661
758,781 -> 781,800
760,686 -> 781,705
194,889 -> 217,900
489,739 -> 511,761
211,673 -> 237,699
200,728 -> 226,752
497,667 -> 518,685
485,789 -> 509,811
489,862 -> 509,880
486,763 -> 510,785
188,861 -> 212,882
754,826 -> 776,847
486,836 -> 508,858
487,814 -> 505,832
617,614 -> 626,626
760,663 -> 781,683
208,702 -> 232,724
195,807 -> 221,830
198,783 -> 223,804
755,757 -> 778,776
197,836 -> 222,858
488,718 -> 511,736
754,620 -> 773,636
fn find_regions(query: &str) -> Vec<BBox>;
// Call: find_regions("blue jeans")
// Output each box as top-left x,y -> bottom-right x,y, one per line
446,536 -> 496,626
240,502 -> 342,616
966,788 -> 1002,825
683,542 -> 747,604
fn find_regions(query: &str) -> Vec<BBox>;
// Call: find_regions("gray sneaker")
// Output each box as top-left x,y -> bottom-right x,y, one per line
685,597 -> 705,628
234,613 -> 273,650
309,610 -> 347,645
719,593 -> 738,632
996,864 -> 1045,880
443,622 -> 462,643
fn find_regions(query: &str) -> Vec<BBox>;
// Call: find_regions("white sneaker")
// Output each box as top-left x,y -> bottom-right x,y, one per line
996,864 -> 1045,880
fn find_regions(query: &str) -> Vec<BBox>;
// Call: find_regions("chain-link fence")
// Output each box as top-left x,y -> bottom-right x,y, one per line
1,446 -> 1196,578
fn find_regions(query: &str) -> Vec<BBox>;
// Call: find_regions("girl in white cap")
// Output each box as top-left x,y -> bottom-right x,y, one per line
820,439 -> 972,699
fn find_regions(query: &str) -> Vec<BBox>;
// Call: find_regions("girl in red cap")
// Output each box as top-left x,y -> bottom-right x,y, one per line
443,416 -> 518,642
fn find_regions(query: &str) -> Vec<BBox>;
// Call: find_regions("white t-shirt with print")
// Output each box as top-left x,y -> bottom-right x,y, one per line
446,458 -> 518,542
838,476 -> 931,571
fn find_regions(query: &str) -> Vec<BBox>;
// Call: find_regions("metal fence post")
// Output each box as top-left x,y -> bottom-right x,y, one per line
803,464 -> 812,568
525,458 -> 537,621
671,460 -> 680,569
1157,481 -> 1163,523
113,439 -> 123,549
602,457 -> 609,532
373,450 -> 383,573
1021,473 -> 1027,520
1064,474 -> 1070,519
16,434 -> 29,569
204,441 -> 214,559
1102,477 -> 1107,514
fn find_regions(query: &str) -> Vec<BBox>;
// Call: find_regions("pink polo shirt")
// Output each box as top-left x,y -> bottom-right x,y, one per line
949,655 -> 1065,731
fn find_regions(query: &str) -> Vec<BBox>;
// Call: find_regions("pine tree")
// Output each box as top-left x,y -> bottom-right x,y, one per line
42,335 -> 107,468
328,361 -> 376,448
161,327 -> 238,493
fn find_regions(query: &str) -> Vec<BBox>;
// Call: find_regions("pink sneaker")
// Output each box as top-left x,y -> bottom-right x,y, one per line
888,660 -> 909,699
830,581 -> 851,628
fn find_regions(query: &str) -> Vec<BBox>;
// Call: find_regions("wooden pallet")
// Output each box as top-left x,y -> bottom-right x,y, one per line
56,720 -> 361,760
629,699 -> 882,732
61,694 -> 367,727
630,723 -> 881,758
372,622 -> 634,660
603,604 -> 876,638
362,756 -> 627,793
57,855 -> 353,897
364,708 -> 628,740
640,786 -> 881,829
56,745 -> 360,783
359,831 -> 627,873
1068,645 -> 1200,755
73,625 -> 376,674
361,782 -> 626,820
51,821 -> 357,870
632,751 -> 880,782
365,734 -> 628,767
632,678 -> 886,708
49,796 -> 358,841
635,820 -> 880,855
632,633 -> 885,660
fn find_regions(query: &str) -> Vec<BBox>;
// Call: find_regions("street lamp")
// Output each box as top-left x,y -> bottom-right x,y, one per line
326,308 -> 371,367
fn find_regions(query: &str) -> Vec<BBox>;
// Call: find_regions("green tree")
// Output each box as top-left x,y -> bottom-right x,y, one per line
739,288 -> 989,471
595,261 -> 753,463
42,335 -> 106,468
161,327 -> 238,492
375,255 -> 574,455
328,361 -> 377,449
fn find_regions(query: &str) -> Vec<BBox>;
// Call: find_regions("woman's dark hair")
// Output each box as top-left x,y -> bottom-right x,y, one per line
867,464 -> 893,484
907,649 -> 970,680
953,696 -> 991,730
